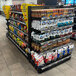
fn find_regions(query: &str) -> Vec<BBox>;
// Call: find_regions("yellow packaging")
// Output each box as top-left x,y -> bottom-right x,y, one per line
3,5 -> 11,19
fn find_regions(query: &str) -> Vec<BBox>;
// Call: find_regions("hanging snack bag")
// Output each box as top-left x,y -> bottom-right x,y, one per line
24,26 -> 27,33
57,48 -> 63,59
33,53 -> 44,66
31,51 -> 35,60
68,44 -> 74,54
63,46 -> 68,56
52,50 -> 57,61
45,52 -> 52,63
57,39 -> 63,46
21,24 -> 24,31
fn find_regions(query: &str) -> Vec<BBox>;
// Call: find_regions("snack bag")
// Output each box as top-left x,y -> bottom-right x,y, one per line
52,50 -> 57,61
36,55 -> 44,66
63,46 -> 68,56
31,51 -> 35,60
57,48 -> 63,58
68,44 -> 74,54
45,52 -> 52,63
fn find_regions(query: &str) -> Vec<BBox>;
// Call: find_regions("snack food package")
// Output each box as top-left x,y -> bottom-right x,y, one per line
52,50 -> 57,61
45,52 -> 52,63
57,48 -> 63,58
68,44 -> 74,54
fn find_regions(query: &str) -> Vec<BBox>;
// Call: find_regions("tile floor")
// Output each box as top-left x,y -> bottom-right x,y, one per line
0,15 -> 76,76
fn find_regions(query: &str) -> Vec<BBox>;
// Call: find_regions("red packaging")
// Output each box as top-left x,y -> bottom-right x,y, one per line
45,52 -> 52,63
52,50 -> 57,61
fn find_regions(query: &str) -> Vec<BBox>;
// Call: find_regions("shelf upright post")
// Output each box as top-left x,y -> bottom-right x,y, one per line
28,6 -> 32,59
6,19 -> 9,36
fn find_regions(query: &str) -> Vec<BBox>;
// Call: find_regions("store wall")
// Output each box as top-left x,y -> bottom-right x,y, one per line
12,0 -> 25,5
0,0 -> 5,11
0,0 -> 38,11
25,0 -> 37,4
0,0 -> 12,11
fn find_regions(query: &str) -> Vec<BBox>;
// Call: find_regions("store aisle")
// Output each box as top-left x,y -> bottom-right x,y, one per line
0,15 -> 76,76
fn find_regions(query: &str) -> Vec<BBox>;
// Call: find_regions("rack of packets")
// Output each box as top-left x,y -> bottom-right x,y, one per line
30,7 -> 74,70
7,4 -> 29,57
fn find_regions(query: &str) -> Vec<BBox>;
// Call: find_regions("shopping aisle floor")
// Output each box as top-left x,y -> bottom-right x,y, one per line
0,15 -> 76,76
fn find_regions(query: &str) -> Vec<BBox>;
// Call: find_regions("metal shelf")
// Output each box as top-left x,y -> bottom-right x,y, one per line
7,34 -> 28,57
10,18 -> 26,25
32,35 -> 71,46
32,14 -> 75,20
32,42 -> 72,54
9,23 -> 28,36
10,11 -> 22,14
32,24 -> 73,33
9,30 -> 28,45
7,33 -> 71,73
30,54 -> 71,73
40,55 -> 71,70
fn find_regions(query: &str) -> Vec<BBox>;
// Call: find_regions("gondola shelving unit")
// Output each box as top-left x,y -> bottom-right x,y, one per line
6,5 -> 74,73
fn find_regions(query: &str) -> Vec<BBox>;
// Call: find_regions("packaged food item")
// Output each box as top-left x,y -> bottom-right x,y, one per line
50,31 -> 55,39
19,15 -> 23,21
63,46 -> 68,56
57,30 -> 61,37
57,39 -> 63,46
31,51 -> 35,60
11,13 -> 15,18
15,14 -> 19,20
53,9 -> 58,17
20,32 -> 24,39
24,26 -> 27,33
52,50 -> 57,61
17,4 -> 21,12
45,52 -> 52,63
61,9 -> 64,16
60,29 -> 65,37
52,40 -> 57,48
64,28 -> 68,35
57,18 -> 63,27
14,29 -> 17,35
57,48 -> 63,58
68,27 -> 72,34
62,38 -> 70,45
22,42 -> 27,49
67,44 -> 74,54
25,36 -> 28,42
41,42 -> 53,51
31,52 -> 44,66
64,8 -> 68,16
47,9 -> 53,18
12,35 -> 16,41
21,24 -> 24,31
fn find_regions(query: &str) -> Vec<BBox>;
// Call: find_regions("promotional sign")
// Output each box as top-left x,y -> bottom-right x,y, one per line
3,5 -> 11,19
21,3 -> 40,31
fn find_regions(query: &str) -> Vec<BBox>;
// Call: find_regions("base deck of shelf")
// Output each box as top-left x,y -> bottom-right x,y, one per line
30,55 -> 71,73
6,33 -> 71,73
